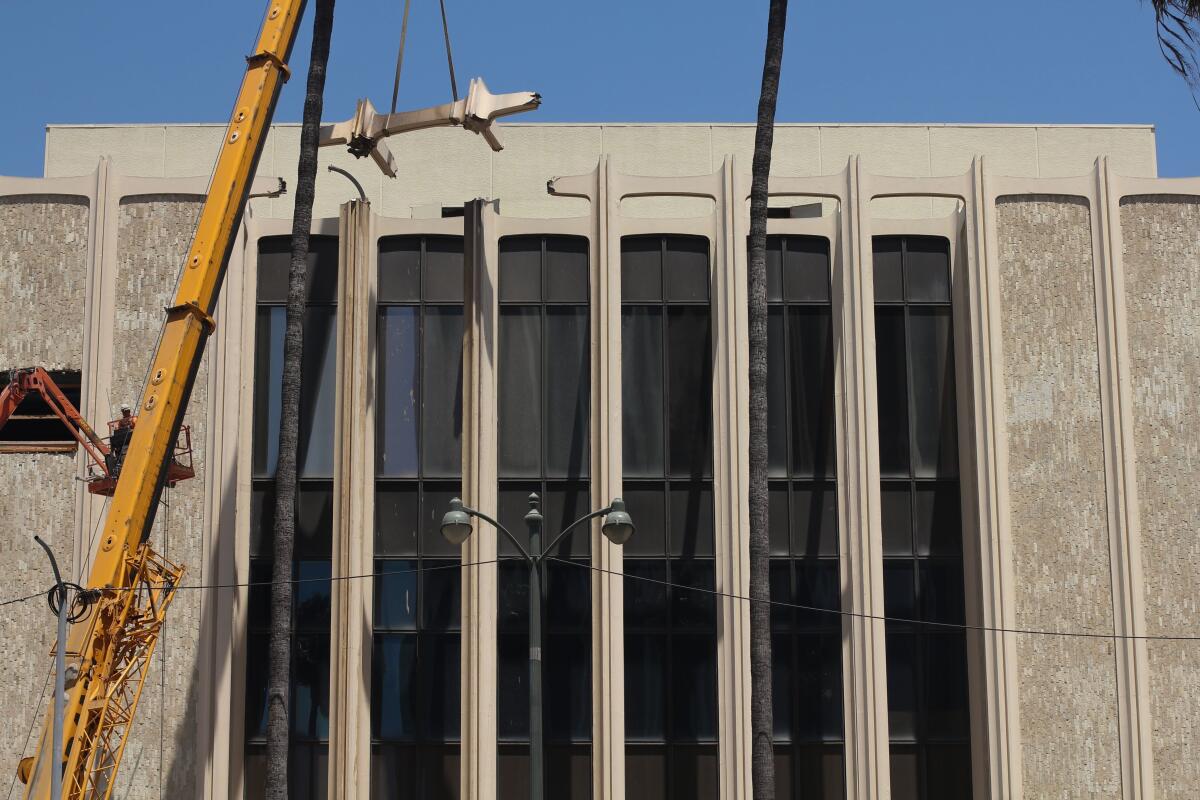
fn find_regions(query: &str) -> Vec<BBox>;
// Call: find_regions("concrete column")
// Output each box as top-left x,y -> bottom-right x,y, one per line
712,155 -> 752,800
328,199 -> 375,798
75,156 -> 116,578
588,155 -> 627,800
461,198 -> 500,800
1091,157 -> 1154,800
197,212 -> 253,799
836,156 -> 892,800
959,157 -> 1024,799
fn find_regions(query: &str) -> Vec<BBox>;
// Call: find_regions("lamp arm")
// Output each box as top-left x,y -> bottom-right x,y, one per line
464,506 -> 533,562
540,507 -> 611,560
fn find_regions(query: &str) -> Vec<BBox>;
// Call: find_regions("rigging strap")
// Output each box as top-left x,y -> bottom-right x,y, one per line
438,0 -> 459,101
389,0 -> 412,114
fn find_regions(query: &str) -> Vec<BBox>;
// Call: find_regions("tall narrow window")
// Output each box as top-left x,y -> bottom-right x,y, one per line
496,235 -> 592,797
873,236 -> 971,799
765,236 -> 845,799
621,235 -> 718,800
246,236 -> 339,799
372,236 -> 464,799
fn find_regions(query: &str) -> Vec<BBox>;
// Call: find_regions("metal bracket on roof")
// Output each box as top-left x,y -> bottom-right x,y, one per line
319,77 -> 540,178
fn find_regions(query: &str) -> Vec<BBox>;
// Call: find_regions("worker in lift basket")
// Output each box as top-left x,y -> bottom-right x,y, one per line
107,404 -> 135,477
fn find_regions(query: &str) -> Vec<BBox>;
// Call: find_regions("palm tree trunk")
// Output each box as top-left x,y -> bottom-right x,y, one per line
266,0 -> 336,797
748,0 -> 788,797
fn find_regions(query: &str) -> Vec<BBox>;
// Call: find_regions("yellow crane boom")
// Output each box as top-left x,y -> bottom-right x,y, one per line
19,2 -> 308,797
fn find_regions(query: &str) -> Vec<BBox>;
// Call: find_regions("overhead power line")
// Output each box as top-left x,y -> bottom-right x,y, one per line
5,556 -> 1199,642
547,557 -> 1200,643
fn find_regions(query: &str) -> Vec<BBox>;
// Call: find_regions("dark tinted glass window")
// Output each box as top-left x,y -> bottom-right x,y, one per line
257,235 -> 339,304
373,236 -> 464,798
763,237 -> 845,798
497,235 -> 591,797
247,236 -> 338,800
872,236 -> 971,799
622,235 -> 718,795
379,238 -> 421,302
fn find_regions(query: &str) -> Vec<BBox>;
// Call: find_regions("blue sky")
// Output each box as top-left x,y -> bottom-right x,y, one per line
1,0 -> 1196,176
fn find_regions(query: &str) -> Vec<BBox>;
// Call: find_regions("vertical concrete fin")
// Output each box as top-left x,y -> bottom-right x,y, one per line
197,207 -> 252,799
328,199 -> 376,799
713,153 -> 753,800
75,155 -> 114,579
589,154 -> 628,800
461,197 -> 500,800
229,213 -> 264,799
961,156 -> 1024,799
837,154 -> 892,800
1091,157 -> 1155,800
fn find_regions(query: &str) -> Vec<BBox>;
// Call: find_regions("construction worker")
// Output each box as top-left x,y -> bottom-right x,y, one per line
107,404 -> 134,477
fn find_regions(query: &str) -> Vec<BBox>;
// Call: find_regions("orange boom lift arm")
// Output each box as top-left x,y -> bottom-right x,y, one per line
0,368 -> 195,496
18,2 -> 308,797
0,368 -> 110,469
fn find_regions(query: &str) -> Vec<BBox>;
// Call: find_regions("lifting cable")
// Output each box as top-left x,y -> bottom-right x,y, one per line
390,0 -> 459,115
389,0 -> 412,114
438,0 -> 459,101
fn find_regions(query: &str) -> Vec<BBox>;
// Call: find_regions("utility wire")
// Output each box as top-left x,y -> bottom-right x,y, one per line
6,556 -> 1199,642
170,557 -> 501,591
0,590 -> 49,609
546,556 -> 1200,643
0,561 -> 494,607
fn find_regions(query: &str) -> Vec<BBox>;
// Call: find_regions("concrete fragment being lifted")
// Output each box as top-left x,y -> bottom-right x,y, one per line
319,77 -> 540,177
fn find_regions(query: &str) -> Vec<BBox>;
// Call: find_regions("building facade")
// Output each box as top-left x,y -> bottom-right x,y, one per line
0,123 -> 1197,799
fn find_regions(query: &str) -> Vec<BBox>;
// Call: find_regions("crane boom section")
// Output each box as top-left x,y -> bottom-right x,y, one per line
93,0 -> 305,577
21,2 -> 308,797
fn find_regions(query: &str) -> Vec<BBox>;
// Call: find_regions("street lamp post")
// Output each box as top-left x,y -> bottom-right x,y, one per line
441,492 -> 633,800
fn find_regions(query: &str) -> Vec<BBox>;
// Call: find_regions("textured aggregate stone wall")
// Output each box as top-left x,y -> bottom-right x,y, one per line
0,196 -> 88,368
1120,196 -> 1200,798
996,196 -> 1121,797
0,196 -> 89,780
111,196 -> 206,799
0,453 -> 79,786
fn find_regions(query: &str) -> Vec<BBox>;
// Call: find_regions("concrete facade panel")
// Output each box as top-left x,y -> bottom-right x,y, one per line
0,197 -> 89,369
1036,127 -> 1157,178
163,127 -> 225,180
928,126 -> 1039,177
44,126 -> 167,179
377,127 -> 492,218
44,123 -> 1159,223
817,125 -> 930,176
111,196 -> 207,799
816,127 -> 932,218
708,124 -> 823,177
261,125 -> 387,221
600,125 -> 715,217
995,196 -> 1121,797
492,125 -> 601,217
1120,196 -> 1200,797
707,125 -> 756,173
